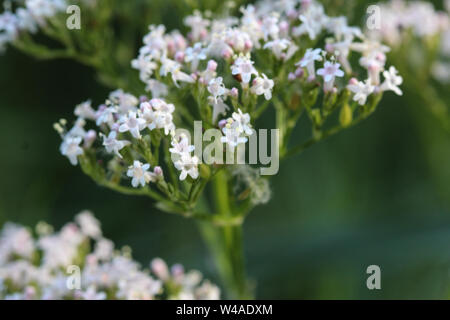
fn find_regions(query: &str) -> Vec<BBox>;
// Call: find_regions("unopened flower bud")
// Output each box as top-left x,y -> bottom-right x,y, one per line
207,60 -> 218,71
151,258 -> 169,280
175,51 -> 185,62
230,87 -> 239,98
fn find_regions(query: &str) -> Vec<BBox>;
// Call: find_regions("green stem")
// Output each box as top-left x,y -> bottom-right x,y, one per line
197,170 -> 252,299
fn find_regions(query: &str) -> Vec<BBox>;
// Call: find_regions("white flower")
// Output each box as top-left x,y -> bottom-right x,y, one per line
221,123 -> 248,148
231,55 -> 258,84
127,161 -> 152,188
75,211 -> 102,239
174,154 -> 199,181
380,66 -> 403,96
160,56 -> 195,87
263,39 -> 293,60
232,109 -> 253,136
296,48 -> 322,79
78,286 -> 107,300
60,136 -> 83,166
109,90 -> 138,114
317,61 -> 344,91
141,99 -> 176,135
220,109 -> 253,149
251,73 -> 274,100
207,77 -> 227,103
184,11 -> 210,41
261,14 -> 280,40
95,106 -> 117,127
169,134 -> 195,156
74,100 -> 96,120
146,79 -> 168,98
118,111 -> 146,139
347,79 -> 375,105
185,42 -> 207,71
102,131 -> 130,158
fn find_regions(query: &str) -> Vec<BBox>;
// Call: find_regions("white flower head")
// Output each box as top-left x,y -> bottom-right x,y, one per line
380,66 -> 403,96
317,60 -> 344,91
169,134 -> 195,156
251,73 -> 274,100
185,42 -> 208,71
231,55 -> 258,84
102,131 -> 131,158
74,100 -> 96,120
207,77 -> 228,103
127,161 -> 152,188
347,79 -> 375,105
174,154 -> 199,181
118,111 -> 146,139
296,48 -> 322,79
60,136 -> 83,166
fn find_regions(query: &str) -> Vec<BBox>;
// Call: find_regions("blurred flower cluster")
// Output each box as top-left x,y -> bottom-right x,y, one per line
0,211 -> 220,300
55,0 -> 403,221
369,0 -> 450,83
369,0 -> 450,131
0,0 -> 97,52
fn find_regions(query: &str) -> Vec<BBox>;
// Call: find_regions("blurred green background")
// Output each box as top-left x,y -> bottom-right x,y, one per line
1,0 -> 450,299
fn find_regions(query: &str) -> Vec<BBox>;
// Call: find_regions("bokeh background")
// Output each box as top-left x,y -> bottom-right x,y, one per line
1,0 -> 450,299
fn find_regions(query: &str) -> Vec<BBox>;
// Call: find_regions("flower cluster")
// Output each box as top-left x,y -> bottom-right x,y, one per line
132,0 -> 403,118
57,0 -> 403,218
370,0 -> 450,83
369,0 -> 449,46
0,211 -> 220,300
0,0 -> 97,52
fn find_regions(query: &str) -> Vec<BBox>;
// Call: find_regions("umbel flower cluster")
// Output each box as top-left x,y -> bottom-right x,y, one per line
370,0 -> 450,83
368,0 -> 450,132
57,0 -> 403,218
0,211 -> 220,300
0,0 -> 98,52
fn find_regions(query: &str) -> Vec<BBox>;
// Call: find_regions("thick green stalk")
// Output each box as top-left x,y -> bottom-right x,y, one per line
197,170 -> 252,299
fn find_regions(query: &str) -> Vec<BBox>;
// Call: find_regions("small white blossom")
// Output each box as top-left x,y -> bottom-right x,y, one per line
380,66 -> 403,96
347,79 -> 375,105
102,131 -> 130,158
207,77 -> 227,103
231,55 -> 258,84
185,42 -> 207,71
118,111 -> 146,139
169,134 -> 195,156
251,73 -> 274,100
317,60 -> 344,91
127,161 -> 152,188
60,136 -> 83,166
174,154 -> 200,181
296,48 -> 322,79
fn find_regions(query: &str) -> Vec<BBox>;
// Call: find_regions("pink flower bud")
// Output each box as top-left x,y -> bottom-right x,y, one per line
175,51 -> 185,62
207,60 -> 218,71
287,9 -> 297,19
84,130 -> 97,148
153,166 -> 163,177
288,72 -> 296,81
110,122 -> 120,131
230,87 -> 239,98
295,67 -> 304,78
279,21 -> 289,33
151,258 -> 169,280
139,95 -> 149,103
218,119 -> 227,129
349,77 -> 358,85
221,47 -> 233,59
244,40 -> 253,51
